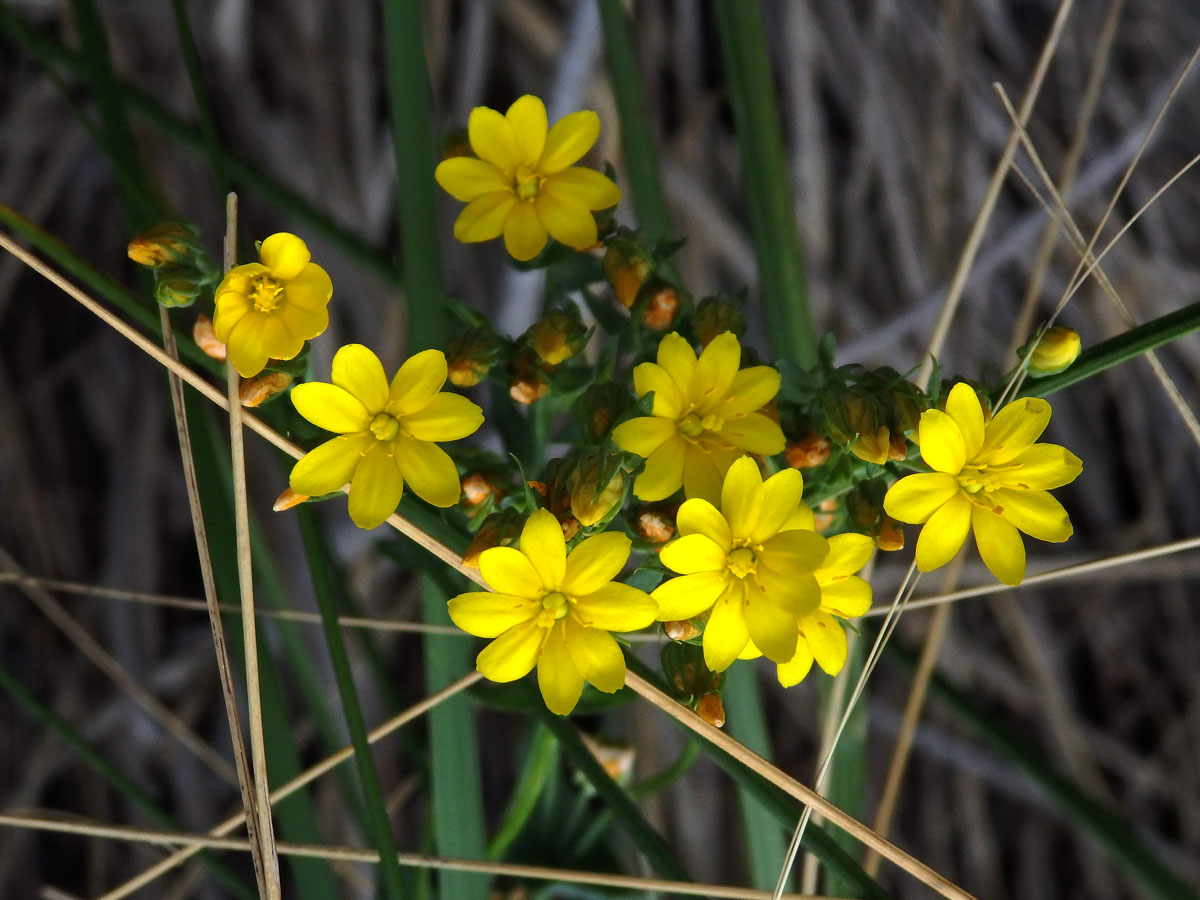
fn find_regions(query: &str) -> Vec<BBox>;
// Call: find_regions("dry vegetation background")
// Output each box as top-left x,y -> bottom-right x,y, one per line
2,1 -> 1200,898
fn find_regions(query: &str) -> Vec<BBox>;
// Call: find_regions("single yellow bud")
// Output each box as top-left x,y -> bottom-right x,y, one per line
239,371 -> 294,407
874,516 -> 905,551
602,238 -> 652,309
273,487 -> 309,512
127,222 -> 197,269
635,507 -> 676,544
529,311 -> 585,366
849,426 -> 890,465
570,470 -> 625,528
641,284 -> 679,331
785,434 -> 832,469
1028,326 -> 1081,376
193,314 -> 227,361
695,693 -> 726,728
663,619 -> 700,642
693,294 -> 747,347
814,498 -> 839,531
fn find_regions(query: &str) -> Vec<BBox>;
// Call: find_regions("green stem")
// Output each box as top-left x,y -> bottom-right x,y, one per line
712,0 -> 817,367
169,0 -> 229,196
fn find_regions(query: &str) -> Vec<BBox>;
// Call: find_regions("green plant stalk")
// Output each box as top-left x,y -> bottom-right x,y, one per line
712,0 -> 817,368
596,0 -> 673,244
628,739 -> 700,800
818,635 -> 867,896
297,507 -> 407,900
1020,300 -> 1200,399
169,0 -> 229,196
486,722 -> 559,861
723,663 -> 791,891
0,661 -> 256,900
422,571 -> 489,900
887,639 -> 1194,900
382,0 -> 447,351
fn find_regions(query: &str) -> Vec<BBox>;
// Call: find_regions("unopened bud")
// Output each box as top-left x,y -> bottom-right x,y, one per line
578,732 -> 636,783
693,294 -> 747,346
127,222 -> 198,269
559,515 -> 580,542
155,274 -> 203,309
602,237 -> 652,309
1027,326 -> 1081,376
695,693 -> 725,728
641,283 -> 679,331
461,473 -> 498,508
579,383 -> 632,443
888,431 -> 909,461
849,426 -> 890,465
509,374 -> 549,404
463,511 -> 524,567
273,487 -> 310,511
239,371 -> 294,407
529,310 -> 586,366
785,434 -> 832,469
635,507 -> 676,544
847,490 -> 880,530
663,620 -> 700,642
193,314 -> 227,361
875,516 -> 905,551
570,470 -> 625,528
446,325 -> 503,387
814,498 -> 839,531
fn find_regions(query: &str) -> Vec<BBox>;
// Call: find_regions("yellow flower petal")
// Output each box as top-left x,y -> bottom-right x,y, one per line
225,314 -> 271,377
744,595 -> 798,664
282,263 -> 333,310
534,194 -> 597,250
676,498 -> 732,550
818,576 -> 872,618
289,433 -> 374,496
776,640 -> 815,687
883,472 -> 960,524
682,443 -> 725,503
632,434 -> 687,501
291,382 -> 372,433
979,397 -> 1051,464
693,331 -> 741,405
476,620 -> 544,682
747,468 -> 805,543
720,456 -> 764,540
400,392 -> 484,442
213,289 -> 251,341
479,546 -> 542,599
542,167 -> 621,210
280,303 -> 329,342
917,409 -> 967,475
538,625 -> 585,715
993,489 -> 1072,543
392,434 -> 461,507
819,533 -> 875,580
468,105 -> 521,171
258,315 -> 304,362
655,332 -> 697,388
652,570 -> 727,620
660,533 -> 726,574
1005,444 -> 1083,490
702,582 -> 749,672
503,201 -> 549,261
538,110 -> 600,174
945,383 -> 984,459
612,416 -> 677,458
571,583 -> 657,631
562,531 -> 631,595
448,592 -> 539,638
971,504 -> 1026,585
779,504 -> 816,533
753,567 -> 821,617
259,233 -> 311,280
800,611 -> 849,675
632,362 -> 685,419
331,343 -> 389,413
759,529 -> 829,578
914,493 -> 971,572
454,191 -> 518,243
435,156 -> 511,202
715,366 -> 781,417
389,349 -> 448,415
347,443 -> 405,529
563,618 -> 626,693
506,95 -> 548,163
520,508 -> 567,590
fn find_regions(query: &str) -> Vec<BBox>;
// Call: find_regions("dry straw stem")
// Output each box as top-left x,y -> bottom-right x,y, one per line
221,193 -> 283,900
0,813 -> 847,900
94,672 -> 483,900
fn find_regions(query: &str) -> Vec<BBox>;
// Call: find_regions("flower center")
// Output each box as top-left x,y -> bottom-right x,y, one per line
958,464 -> 1006,494
369,412 -> 401,442
678,411 -> 725,440
515,165 -> 542,201
727,547 -> 757,579
536,590 -> 569,627
248,273 -> 285,313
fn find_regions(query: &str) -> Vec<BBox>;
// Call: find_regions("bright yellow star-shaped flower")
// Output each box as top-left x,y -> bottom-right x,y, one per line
448,509 -> 658,715
884,382 -> 1082,585
214,233 -> 332,377
613,332 -> 786,502
289,344 -> 484,530
652,456 -> 829,673
435,95 -> 621,261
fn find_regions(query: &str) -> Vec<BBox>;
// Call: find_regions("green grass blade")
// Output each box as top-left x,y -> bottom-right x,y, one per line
712,0 -> 817,367
422,571 -> 489,900
486,722 -> 559,861
168,0 -> 229,195
723,663 -> 790,891
297,507 -> 407,900
597,0 -> 673,244
0,660 -> 256,900
888,639 -> 1194,900
818,636 -> 868,896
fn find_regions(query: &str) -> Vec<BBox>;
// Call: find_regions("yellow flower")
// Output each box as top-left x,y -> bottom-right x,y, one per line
1028,326 -> 1082,376
883,383 -> 1082,585
652,457 -> 829,672
289,344 -> 483,529
612,332 -> 786,501
448,509 -> 658,715
434,95 -> 621,261
214,233 -> 332,377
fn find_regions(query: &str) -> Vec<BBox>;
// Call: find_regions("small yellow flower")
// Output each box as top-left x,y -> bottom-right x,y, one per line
652,457 -> 829,673
883,382 -> 1082,585
214,233 -> 332,377
1028,326 -> 1082,376
289,344 -> 483,529
434,95 -> 621,261
448,509 -> 658,715
612,332 -> 786,502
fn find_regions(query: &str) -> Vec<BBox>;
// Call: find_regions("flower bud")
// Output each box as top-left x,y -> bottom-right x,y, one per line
578,732 -> 636,784
663,620 -> 700,641
874,516 -> 905,551
850,426 -> 890,465
578,383 -> 632,443
529,309 -> 587,366
635,506 -> 676,544
461,473 -> 498,509
463,510 -> 524,567
155,274 -> 204,309
602,236 -> 652,309
127,222 -> 200,269
693,294 -> 747,347
695,693 -> 725,728
785,434 -> 832,469
193,314 -> 227,361
569,466 -> 626,528
272,487 -> 309,511
1028,326 -> 1081,376
640,282 -> 679,331
445,325 -> 504,387
661,641 -> 723,703
814,498 -> 839,531
888,430 -> 909,462
239,371 -> 294,407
